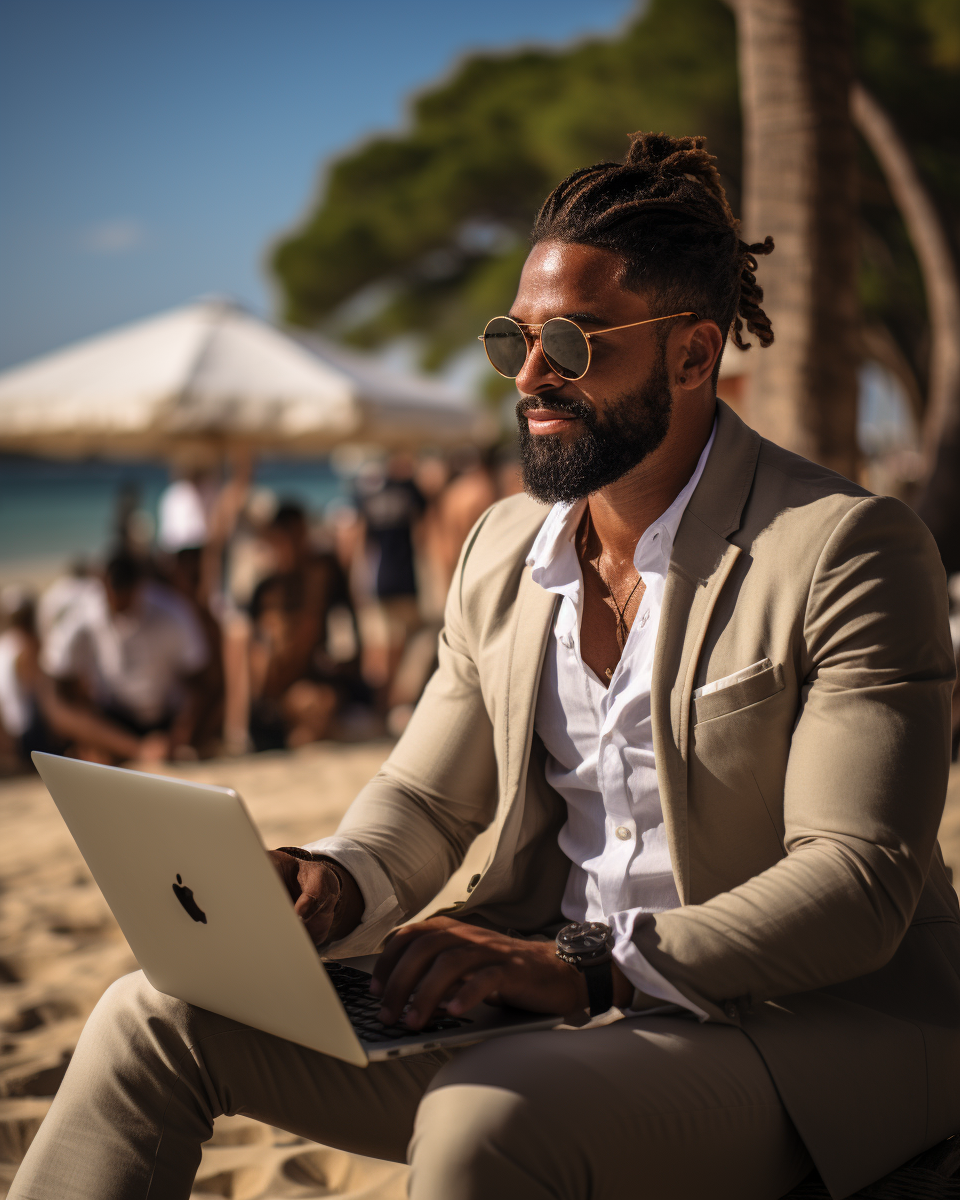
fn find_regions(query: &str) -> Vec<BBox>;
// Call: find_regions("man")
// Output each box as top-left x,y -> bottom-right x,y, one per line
41,552 -> 209,762
12,132 -> 960,1200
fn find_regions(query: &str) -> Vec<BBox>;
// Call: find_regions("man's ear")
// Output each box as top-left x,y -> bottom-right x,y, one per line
675,320 -> 723,389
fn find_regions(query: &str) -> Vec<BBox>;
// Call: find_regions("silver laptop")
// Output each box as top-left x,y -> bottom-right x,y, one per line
31,752 -> 561,1065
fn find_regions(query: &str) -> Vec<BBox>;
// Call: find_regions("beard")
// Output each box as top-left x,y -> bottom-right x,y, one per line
516,352 -> 673,504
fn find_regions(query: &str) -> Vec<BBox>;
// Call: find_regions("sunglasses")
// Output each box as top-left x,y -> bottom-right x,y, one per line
478,311 -> 698,381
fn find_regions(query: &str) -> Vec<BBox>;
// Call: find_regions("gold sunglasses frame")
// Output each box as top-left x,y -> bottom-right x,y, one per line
478,311 -> 699,381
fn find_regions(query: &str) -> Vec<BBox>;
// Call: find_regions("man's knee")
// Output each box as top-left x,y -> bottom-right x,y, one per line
409,1041 -> 586,1200
87,970 -> 187,1040
79,970 -> 223,1077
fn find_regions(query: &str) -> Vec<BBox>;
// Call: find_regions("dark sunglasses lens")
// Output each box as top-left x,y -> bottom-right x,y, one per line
483,318 -> 528,377
541,320 -> 589,379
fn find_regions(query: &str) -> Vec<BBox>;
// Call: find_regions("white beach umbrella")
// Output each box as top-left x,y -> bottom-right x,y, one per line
0,299 -> 488,457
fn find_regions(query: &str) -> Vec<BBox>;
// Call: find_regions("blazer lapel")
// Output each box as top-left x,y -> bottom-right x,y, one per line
652,401 -> 762,903
482,562 -> 559,889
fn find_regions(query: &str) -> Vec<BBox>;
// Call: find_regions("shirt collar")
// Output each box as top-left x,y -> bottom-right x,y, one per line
526,418 -> 718,595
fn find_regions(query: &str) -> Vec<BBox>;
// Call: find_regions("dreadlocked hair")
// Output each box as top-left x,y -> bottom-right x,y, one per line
531,131 -> 774,359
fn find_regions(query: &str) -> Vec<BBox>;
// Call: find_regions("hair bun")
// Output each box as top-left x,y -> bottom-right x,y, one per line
623,131 -> 707,168
621,131 -> 734,226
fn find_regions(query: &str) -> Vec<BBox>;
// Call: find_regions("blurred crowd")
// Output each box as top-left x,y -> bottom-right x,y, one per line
0,448 -> 522,774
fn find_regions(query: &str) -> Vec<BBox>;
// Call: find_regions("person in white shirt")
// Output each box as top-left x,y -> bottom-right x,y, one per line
42,552 -> 209,762
0,587 -> 44,764
157,472 -> 215,554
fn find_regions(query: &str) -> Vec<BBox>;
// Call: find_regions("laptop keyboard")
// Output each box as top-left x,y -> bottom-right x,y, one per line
325,962 -> 473,1043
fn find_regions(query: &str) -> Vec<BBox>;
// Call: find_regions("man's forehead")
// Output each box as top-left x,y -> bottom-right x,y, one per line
512,240 -> 645,319
520,240 -> 621,284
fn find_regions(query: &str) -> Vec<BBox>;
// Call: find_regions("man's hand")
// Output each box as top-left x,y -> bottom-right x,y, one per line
268,849 -> 364,946
370,916 -> 594,1030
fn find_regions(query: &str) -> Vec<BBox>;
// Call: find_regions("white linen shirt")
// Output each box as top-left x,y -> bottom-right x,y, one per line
527,424 -> 716,1017
311,426 -> 715,1021
42,580 -> 209,726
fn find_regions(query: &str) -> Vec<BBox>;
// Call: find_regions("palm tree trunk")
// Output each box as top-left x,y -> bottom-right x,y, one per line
726,0 -> 860,479
851,83 -> 960,568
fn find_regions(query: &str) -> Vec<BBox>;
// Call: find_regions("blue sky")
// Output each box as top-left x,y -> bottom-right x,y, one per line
0,0 -> 638,371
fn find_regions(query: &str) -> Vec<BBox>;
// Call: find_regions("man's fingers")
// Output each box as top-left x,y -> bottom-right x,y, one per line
295,888 -> 336,944
377,930 -> 470,1024
445,965 -> 507,1017
370,917 -> 459,996
404,948 -> 501,1029
369,932 -> 413,996
267,851 -> 341,946
298,861 -> 341,945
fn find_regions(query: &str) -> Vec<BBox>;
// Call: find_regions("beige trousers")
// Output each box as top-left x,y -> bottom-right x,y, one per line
9,971 -> 811,1200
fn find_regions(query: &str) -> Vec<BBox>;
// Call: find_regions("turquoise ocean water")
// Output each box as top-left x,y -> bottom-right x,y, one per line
0,456 -> 345,567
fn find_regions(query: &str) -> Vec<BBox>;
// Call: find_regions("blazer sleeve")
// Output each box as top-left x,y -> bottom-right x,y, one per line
332,513 -> 500,919
631,495 -> 956,1020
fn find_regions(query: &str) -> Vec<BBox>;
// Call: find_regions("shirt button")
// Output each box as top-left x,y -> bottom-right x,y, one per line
615,826 -> 631,841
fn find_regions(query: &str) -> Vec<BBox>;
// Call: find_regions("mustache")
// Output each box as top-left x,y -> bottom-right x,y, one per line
516,394 -> 593,420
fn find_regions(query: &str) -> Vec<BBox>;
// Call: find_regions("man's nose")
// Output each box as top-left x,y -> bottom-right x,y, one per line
514,333 -> 565,395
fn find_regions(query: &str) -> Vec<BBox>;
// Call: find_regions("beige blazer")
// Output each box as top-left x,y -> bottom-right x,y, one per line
337,401 -> 960,1197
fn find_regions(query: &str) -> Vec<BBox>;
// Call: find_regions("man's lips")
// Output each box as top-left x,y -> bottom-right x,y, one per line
524,407 -> 582,434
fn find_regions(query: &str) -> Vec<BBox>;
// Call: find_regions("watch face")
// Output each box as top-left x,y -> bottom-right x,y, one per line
557,921 -> 611,954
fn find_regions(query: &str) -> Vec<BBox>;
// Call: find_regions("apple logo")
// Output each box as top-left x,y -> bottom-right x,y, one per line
172,874 -> 207,924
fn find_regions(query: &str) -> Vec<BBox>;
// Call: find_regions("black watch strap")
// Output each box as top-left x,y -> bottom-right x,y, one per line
582,958 -> 614,1017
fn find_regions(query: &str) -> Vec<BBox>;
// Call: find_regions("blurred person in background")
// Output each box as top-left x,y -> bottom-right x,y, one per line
219,487 -> 279,755
161,547 -> 226,759
0,585 -> 158,770
495,451 -> 524,498
157,466 -> 217,559
0,587 -> 54,770
245,502 -> 364,751
41,552 -> 209,763
353,455 -> 425,714
35,562 -> 98,644
433,446 -> 499,593
160,454 -> 255,611
156,461 -> 250,759
413,454 -> 452,622
380,448 -> 501,736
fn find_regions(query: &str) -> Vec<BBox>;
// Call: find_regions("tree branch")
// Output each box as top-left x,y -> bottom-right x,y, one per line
851,81 -> 960,471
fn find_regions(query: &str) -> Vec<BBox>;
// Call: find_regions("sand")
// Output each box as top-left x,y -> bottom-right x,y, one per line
0,743 -> 415,1199
2,745 -> 960,1198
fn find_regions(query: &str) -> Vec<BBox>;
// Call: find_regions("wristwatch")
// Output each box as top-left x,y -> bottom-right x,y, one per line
555,921 -> 615,1017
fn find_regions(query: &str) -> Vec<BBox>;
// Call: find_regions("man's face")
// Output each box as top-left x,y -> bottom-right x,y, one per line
508,240 -> 676,505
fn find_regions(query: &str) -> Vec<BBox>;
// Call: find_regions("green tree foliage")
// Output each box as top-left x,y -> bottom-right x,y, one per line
271,0 -> 959,401
852,0 -> 960,393
271,0 -> 741,381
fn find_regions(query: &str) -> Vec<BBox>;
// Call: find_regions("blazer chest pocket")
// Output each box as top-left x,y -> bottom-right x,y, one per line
693,661 -> 785,724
